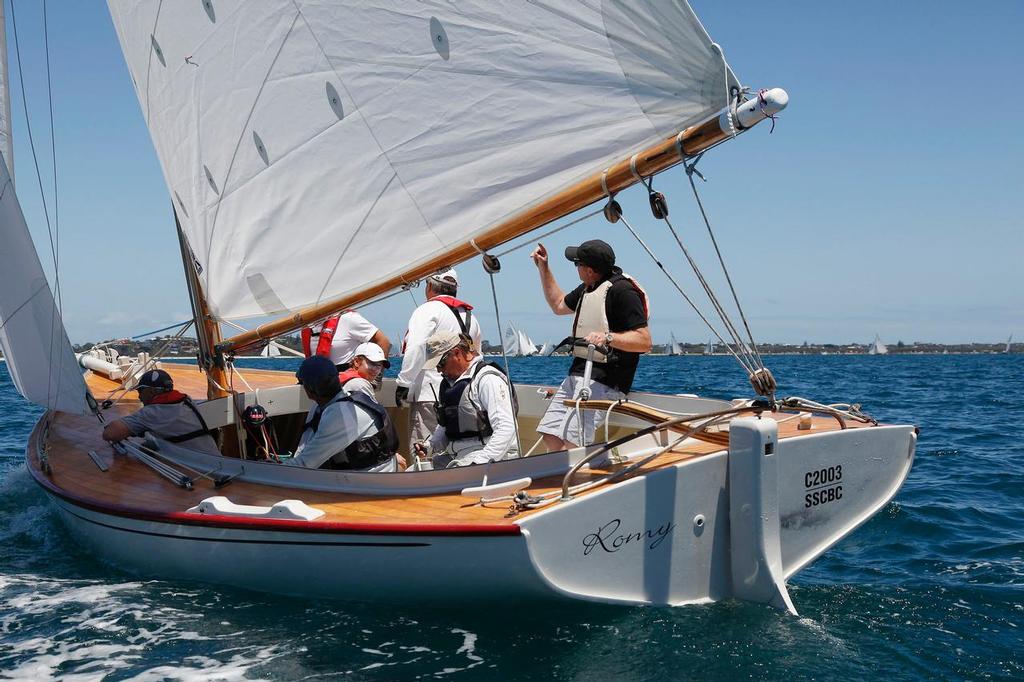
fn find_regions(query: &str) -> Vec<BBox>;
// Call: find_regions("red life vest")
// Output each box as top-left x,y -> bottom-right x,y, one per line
429,296 -> 475,336
147,389 -> 189,405
337,368 -> 363,385
301,314 -> 343,358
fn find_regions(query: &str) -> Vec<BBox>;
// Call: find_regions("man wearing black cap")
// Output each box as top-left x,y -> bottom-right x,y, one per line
531,239 -> 651,451
101,369 -> 221,456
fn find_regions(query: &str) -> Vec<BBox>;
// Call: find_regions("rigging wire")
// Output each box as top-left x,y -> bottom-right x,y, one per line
492,208 -> 603,258
683,163 -> 767,371
617,213 -> 756,376
479,254 -> 523,456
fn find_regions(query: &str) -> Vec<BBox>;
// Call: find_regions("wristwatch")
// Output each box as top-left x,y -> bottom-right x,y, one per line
604,331 -> 614,346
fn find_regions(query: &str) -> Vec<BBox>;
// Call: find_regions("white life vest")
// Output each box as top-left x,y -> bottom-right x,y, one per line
571,272 -> 648,363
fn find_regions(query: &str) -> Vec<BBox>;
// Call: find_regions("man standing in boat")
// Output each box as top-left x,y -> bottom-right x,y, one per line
395,268 -> 482,446
413,331 -> 518,468
302,310 -> 392,372
288,355 -> 400,471
531,240 -> 651,451
101,369 -> 221,456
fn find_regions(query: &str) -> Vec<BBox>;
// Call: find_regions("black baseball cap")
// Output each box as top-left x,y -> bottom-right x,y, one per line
565,239 -> 615,273
296,355 -> 337,385
137,369 -> 173,391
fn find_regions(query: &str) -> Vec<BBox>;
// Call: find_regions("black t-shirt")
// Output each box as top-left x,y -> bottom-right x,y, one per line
563,272 -> 648,393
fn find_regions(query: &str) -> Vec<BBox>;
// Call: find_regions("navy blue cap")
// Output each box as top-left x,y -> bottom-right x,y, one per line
137,369 -> 173,390
296,355 -> 337,385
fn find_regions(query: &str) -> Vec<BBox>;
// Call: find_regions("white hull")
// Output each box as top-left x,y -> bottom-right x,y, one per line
42,418 -> 915,609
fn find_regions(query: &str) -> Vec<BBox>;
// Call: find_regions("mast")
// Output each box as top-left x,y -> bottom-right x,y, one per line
218,90 -> 788,354
174,210 -> 228,398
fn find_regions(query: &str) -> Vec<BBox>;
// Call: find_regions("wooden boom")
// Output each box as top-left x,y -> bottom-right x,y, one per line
218,89 -> 788,354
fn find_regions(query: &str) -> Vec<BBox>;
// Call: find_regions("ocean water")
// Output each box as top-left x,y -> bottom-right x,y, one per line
1,354 -> 1022,680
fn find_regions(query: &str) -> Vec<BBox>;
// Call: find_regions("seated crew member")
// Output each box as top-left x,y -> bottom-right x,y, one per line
395,268 -> 482,446
288,355 -> 400,471
338,342 -> 390,400
101,369 -> 220,456
530,239 -> 651,451
302,310 -> 392,371
413,331 -> 518,468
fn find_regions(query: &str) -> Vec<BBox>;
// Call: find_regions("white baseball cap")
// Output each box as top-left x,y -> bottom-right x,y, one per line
428,267 -> 458,287
353,342 -> 390,368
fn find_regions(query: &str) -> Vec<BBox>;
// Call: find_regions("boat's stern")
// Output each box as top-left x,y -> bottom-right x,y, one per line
514,416 -> 916,611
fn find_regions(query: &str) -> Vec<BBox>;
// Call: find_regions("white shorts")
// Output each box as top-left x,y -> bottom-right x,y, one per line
536,376 -> 624,447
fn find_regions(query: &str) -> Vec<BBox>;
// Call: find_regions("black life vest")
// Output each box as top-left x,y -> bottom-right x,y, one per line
435,362 -> 518,443
303,390 -> 398,470
149,391 -> 217,445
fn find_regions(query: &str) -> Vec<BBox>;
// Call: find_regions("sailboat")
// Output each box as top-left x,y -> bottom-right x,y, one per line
503,322 -> 538,357
1005,335 -> 1013,354
868,335 -> 889,355
669,333 -> 683,356
704,338 -> 715,355
259,341 -> 281,358
4,2 -> 916,613
538,341 -> 555,357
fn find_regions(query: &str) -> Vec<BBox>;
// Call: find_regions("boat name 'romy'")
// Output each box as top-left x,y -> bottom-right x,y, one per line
582,518 -> 677,556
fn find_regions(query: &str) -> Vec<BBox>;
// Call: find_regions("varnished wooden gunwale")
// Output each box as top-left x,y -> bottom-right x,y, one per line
28,364 -> 873,534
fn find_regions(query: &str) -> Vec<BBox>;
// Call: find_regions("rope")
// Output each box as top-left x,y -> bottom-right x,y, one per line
101,321 -> 194,404
660,211 -> 758,366
481,256 -> 523,456
617,214 -> 755,375
492,208 -> 603,258
683,166 -> 767,371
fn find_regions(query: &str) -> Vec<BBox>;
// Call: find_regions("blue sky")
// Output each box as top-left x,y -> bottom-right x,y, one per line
7,1 -> 1022,347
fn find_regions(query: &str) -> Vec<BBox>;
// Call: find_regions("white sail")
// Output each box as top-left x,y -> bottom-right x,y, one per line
1005,334 -> 1012,353
539,341 -> 554,357
107,1 -> 739,321
503,322 -> 521,357
260,341 -> 282,357
0,2 -> 12,179
518,330 -> 538,357
0,156 -> 91,415
868,335 -> 888,355
669,333 -> 682,356
704,338 -> 714,355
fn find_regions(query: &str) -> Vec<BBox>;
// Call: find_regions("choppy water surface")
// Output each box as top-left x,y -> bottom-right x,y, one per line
1,354 -> 1022,680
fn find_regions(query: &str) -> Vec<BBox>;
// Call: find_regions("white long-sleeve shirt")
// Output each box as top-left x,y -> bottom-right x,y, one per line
287,392 -> 378,469
397,298 -> 482,402
427,358 -> 518,466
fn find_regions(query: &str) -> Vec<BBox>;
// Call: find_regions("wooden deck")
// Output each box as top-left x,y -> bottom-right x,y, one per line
27,363 -> 870,532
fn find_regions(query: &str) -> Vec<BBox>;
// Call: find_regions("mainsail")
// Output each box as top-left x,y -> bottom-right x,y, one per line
0,156 -> 91,415
107,1 -> 739,322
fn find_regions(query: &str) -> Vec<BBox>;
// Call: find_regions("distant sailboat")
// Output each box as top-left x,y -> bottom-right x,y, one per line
503,322 -> 538,357
669,333 -> 683,356
260,341 -> 282,357
1005,334 -> 1013,354
539,341 -> 555,357
703,338 -> 714,355
868,335 -> 888,355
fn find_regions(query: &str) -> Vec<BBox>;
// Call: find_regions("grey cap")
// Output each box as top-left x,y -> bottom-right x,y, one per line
423,330 -> 464,370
